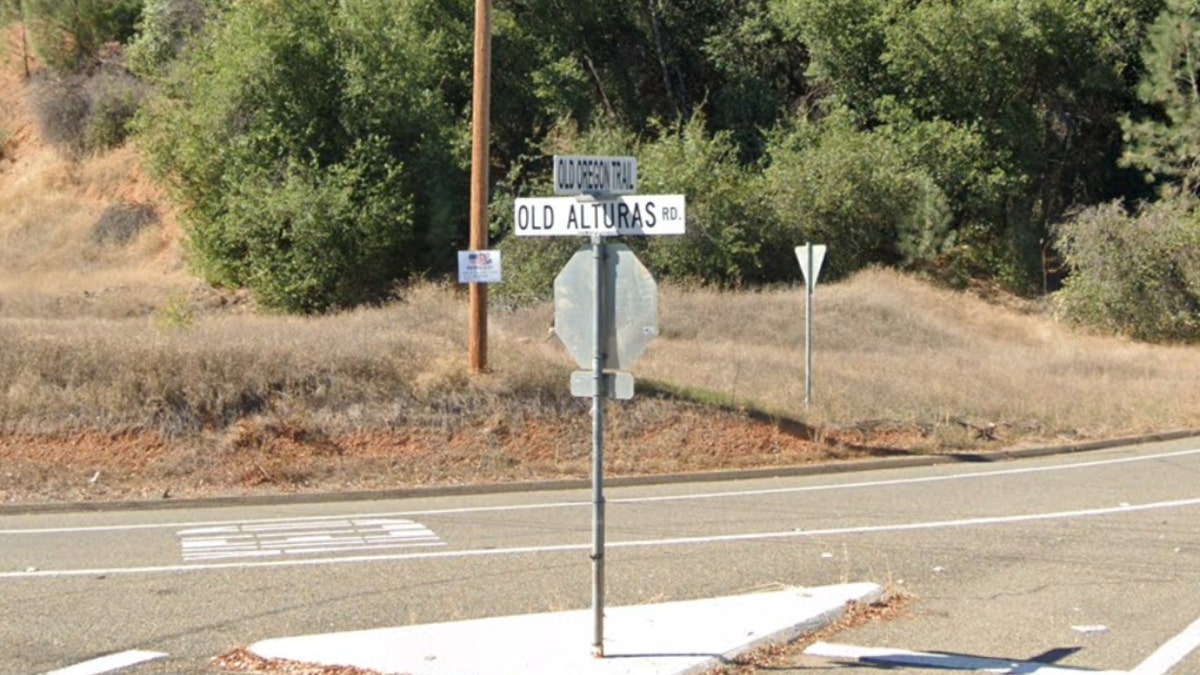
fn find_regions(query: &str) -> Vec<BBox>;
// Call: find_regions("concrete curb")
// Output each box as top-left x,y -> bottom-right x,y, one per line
246,583 -> 886,675
4,428 -> 1199,515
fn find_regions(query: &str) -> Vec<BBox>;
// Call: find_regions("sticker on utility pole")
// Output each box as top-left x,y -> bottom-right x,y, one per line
458,250 -> 502,284
795,244 -> 827,287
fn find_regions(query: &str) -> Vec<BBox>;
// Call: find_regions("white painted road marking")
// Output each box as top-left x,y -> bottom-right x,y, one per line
3,495 -> 1198,579
805,642 -> 1126,673
42,649 -> 166,675
808,614 -> 1200,675
1131,615 -> 1200,674
177,517 -> 442,562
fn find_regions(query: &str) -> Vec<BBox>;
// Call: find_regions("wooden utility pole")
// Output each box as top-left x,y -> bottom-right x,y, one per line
468,0 -> 492,373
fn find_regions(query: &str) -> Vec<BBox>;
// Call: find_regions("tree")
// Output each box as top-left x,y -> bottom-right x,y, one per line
1122,0 -> 1200,194
771,0 -> 1152,292
703,0 -> 809,161
763,108 -> 953,281
633,117 -> 782,285
126,0 -> 215,76
23,0 -> 142,73
137,0 -> 468,312
486,0 -> 807,168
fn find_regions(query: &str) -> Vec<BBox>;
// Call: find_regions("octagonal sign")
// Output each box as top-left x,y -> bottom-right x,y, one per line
554,243 -> 658,371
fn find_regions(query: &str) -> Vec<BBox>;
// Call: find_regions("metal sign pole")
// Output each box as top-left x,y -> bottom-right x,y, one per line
805,242 -> 814,406
590,234 -> 607,657
528,161 -> 683,660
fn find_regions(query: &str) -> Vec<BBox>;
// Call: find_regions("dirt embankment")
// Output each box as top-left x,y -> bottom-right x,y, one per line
0,403 -> 939,506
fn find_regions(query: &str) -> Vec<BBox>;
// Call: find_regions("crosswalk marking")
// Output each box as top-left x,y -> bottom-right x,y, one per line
178,518 -> 443,562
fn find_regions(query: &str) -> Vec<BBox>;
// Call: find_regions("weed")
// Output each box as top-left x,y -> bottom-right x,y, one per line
29,67 -> 147,160
82,69 -> 145,152
153,289 -> 194,330
30,72 -> 89,158
93,202 -> 160,246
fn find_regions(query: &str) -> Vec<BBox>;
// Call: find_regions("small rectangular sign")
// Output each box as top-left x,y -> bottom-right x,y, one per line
570,371 -> 635,400
457,250 -> 502,284
554,155 -> 637,195
514,195 -> 686,237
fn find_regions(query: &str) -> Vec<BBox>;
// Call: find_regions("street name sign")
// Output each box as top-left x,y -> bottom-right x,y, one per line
514,194 -> 686,237
554,155 -> 637,195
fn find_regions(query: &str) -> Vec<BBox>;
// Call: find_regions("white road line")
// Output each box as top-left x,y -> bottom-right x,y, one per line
4,446 -> 1199,536
1130,615 -> 1200,675
4,495 -> 1198,579
804,642 -> 1127,674
42,649 -> 167,675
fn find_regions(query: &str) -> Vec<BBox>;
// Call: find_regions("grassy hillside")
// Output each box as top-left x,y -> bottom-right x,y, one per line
2,35 -> 1200,506
0,27 -> 192,319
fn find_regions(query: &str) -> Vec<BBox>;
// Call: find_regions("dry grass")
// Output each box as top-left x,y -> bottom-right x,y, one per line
0,284 -> 572,437
0,31 -> 186,320
645,269 -> 1200,445
4,270 -> 1198,447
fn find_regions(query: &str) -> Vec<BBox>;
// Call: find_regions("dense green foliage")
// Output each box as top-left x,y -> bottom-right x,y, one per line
495,119 -> 782,304
1055,0 -> 1200,342
1122,0 -> 1200,194
125,0 -> 214,76
774,0 -> 1165,291
10,0 -> 1200,338
137,0 -> 468,312
1057,199 -> 1200,341
15,0 -> 142,72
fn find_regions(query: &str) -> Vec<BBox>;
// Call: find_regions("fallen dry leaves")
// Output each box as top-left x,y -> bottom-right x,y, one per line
212,648 -> 385,675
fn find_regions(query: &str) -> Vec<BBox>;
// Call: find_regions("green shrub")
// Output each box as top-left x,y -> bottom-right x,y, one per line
25,0 -> 143,73
493,235 -> 580,309
487,156 -> 576,307
633,118 -> 784,286
83,68 -> 145,152
137,0 -> 468,313
126,0 -> 211,76
1056,198 -> 1200,342
191,139 -> 415,314
763,109 -> 952,281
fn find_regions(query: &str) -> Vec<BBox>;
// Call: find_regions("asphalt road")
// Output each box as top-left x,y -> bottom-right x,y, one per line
3,436 -> 1199,674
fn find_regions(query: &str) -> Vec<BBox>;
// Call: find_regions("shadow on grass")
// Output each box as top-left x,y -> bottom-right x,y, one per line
638,379 -> 1006,465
